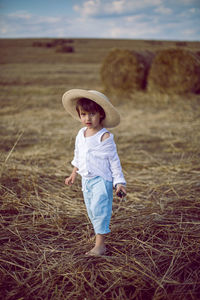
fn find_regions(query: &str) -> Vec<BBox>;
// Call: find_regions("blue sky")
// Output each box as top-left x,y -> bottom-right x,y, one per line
0,0 -> 200,40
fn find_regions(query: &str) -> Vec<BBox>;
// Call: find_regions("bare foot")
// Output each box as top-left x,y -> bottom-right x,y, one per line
86,246 -> 106,256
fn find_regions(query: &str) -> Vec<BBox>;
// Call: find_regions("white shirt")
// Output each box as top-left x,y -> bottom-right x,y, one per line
71,127 -> 126,187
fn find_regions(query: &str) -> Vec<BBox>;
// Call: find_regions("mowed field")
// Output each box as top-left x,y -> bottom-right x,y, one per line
0,38 -> 200,300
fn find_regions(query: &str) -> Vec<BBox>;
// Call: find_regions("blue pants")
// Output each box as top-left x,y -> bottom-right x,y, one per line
82,176 -> 113,234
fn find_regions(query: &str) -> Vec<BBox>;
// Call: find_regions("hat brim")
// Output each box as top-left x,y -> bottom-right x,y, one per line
62,89 -> 120,128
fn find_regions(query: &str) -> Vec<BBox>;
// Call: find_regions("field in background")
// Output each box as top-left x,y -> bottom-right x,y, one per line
0,38 -> 200,300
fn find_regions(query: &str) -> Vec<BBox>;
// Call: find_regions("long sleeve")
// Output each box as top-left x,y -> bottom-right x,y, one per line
108,139 -> 126,187
71,136 -> 79,168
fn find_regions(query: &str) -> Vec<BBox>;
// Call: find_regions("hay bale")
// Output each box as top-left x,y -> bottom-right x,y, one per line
45,42 -> 54,48
145,40 -> 163,46
32,41 -> 54,48
147,48 -> 200,94
175,41 -> 187,47
100,49 -> 154,94
52,39 -> 67,46
51,39 -> 73,47
55,45 -> 74,53
32,41 -> 43,47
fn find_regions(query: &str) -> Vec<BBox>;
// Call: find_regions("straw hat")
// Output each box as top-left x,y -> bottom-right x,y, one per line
62,89 -> 120,128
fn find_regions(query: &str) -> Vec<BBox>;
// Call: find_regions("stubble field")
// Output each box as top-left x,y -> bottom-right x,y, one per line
0,38 -> 200,300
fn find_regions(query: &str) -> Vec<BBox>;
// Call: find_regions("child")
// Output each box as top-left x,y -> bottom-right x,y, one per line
62,89 -> 126,256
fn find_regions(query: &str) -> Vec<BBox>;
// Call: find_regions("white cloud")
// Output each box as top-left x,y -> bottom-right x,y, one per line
109,23 -> 160,38
0,23 -> 9,35
112,1 -> 126,13
73,0 -> 102,16
35,16 -> 61,24
182,28 -> 196,36
155,6 -> 172,14
169,0 -> 199,4
189,7 -> 198,13
0,11 -> 68,37
73,0 -> 163,17
0,0 -> 199,40
179,0 -> 197,4
8,11 -> 32,20
124,14 -> 145,22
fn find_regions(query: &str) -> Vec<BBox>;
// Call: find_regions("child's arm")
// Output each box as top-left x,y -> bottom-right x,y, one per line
106,136 -> 126,198
65,167 -> 78,186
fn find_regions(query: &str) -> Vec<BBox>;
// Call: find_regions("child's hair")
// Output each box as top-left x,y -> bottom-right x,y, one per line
76,98 -> 105,122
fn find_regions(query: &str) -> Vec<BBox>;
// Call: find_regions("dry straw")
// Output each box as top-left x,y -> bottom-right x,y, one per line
1,38 -> 200,300
147,48 -> 200,94
100,49 -> 154,94
1,145 -> 200,299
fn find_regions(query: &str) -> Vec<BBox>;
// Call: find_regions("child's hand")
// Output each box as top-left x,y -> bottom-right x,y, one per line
116,184 -> 127,198
65,173 -> 76,186
65,167 -> 78,186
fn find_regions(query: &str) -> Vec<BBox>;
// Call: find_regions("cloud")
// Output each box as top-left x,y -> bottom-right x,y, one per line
0,0 -> 199,40
108,22 -> 161,39
168,0 -> 200,5
0,11 -> 68,37
73,0 -> 199,41
8,11 -> 32,20
5,10 -> 61,26
178,0 -> 198,4
154,6 -> 172,14
182,29 -> 196,36
73,0 -> 163,17
74,0 -> 101,17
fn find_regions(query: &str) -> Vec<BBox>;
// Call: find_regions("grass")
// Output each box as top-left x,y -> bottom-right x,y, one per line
0,38 -> 200,300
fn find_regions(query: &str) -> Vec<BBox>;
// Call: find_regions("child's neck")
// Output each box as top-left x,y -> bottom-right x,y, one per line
85,125 -> 103,137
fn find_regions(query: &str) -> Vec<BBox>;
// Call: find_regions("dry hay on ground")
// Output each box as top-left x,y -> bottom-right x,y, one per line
1,37 -> 200,300
1,94 -> 200,300
100,49 -> 154,95
1,147 -> 200,299
147,48 -> 200,94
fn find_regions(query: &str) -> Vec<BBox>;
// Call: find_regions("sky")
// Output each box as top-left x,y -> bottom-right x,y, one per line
0,0 -> 200,40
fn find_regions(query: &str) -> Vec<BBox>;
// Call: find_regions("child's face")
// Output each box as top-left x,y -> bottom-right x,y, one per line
79,108 -> 103,130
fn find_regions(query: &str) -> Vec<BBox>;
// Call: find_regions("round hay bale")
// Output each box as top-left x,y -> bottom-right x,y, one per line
175,41 -> 187,47
100,49 -> 154,94
45,42 -> 54,48
32,41 -> 43,47
147,48 -> 200,94
55,45 -> 74,53
52,39 -> 67,46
